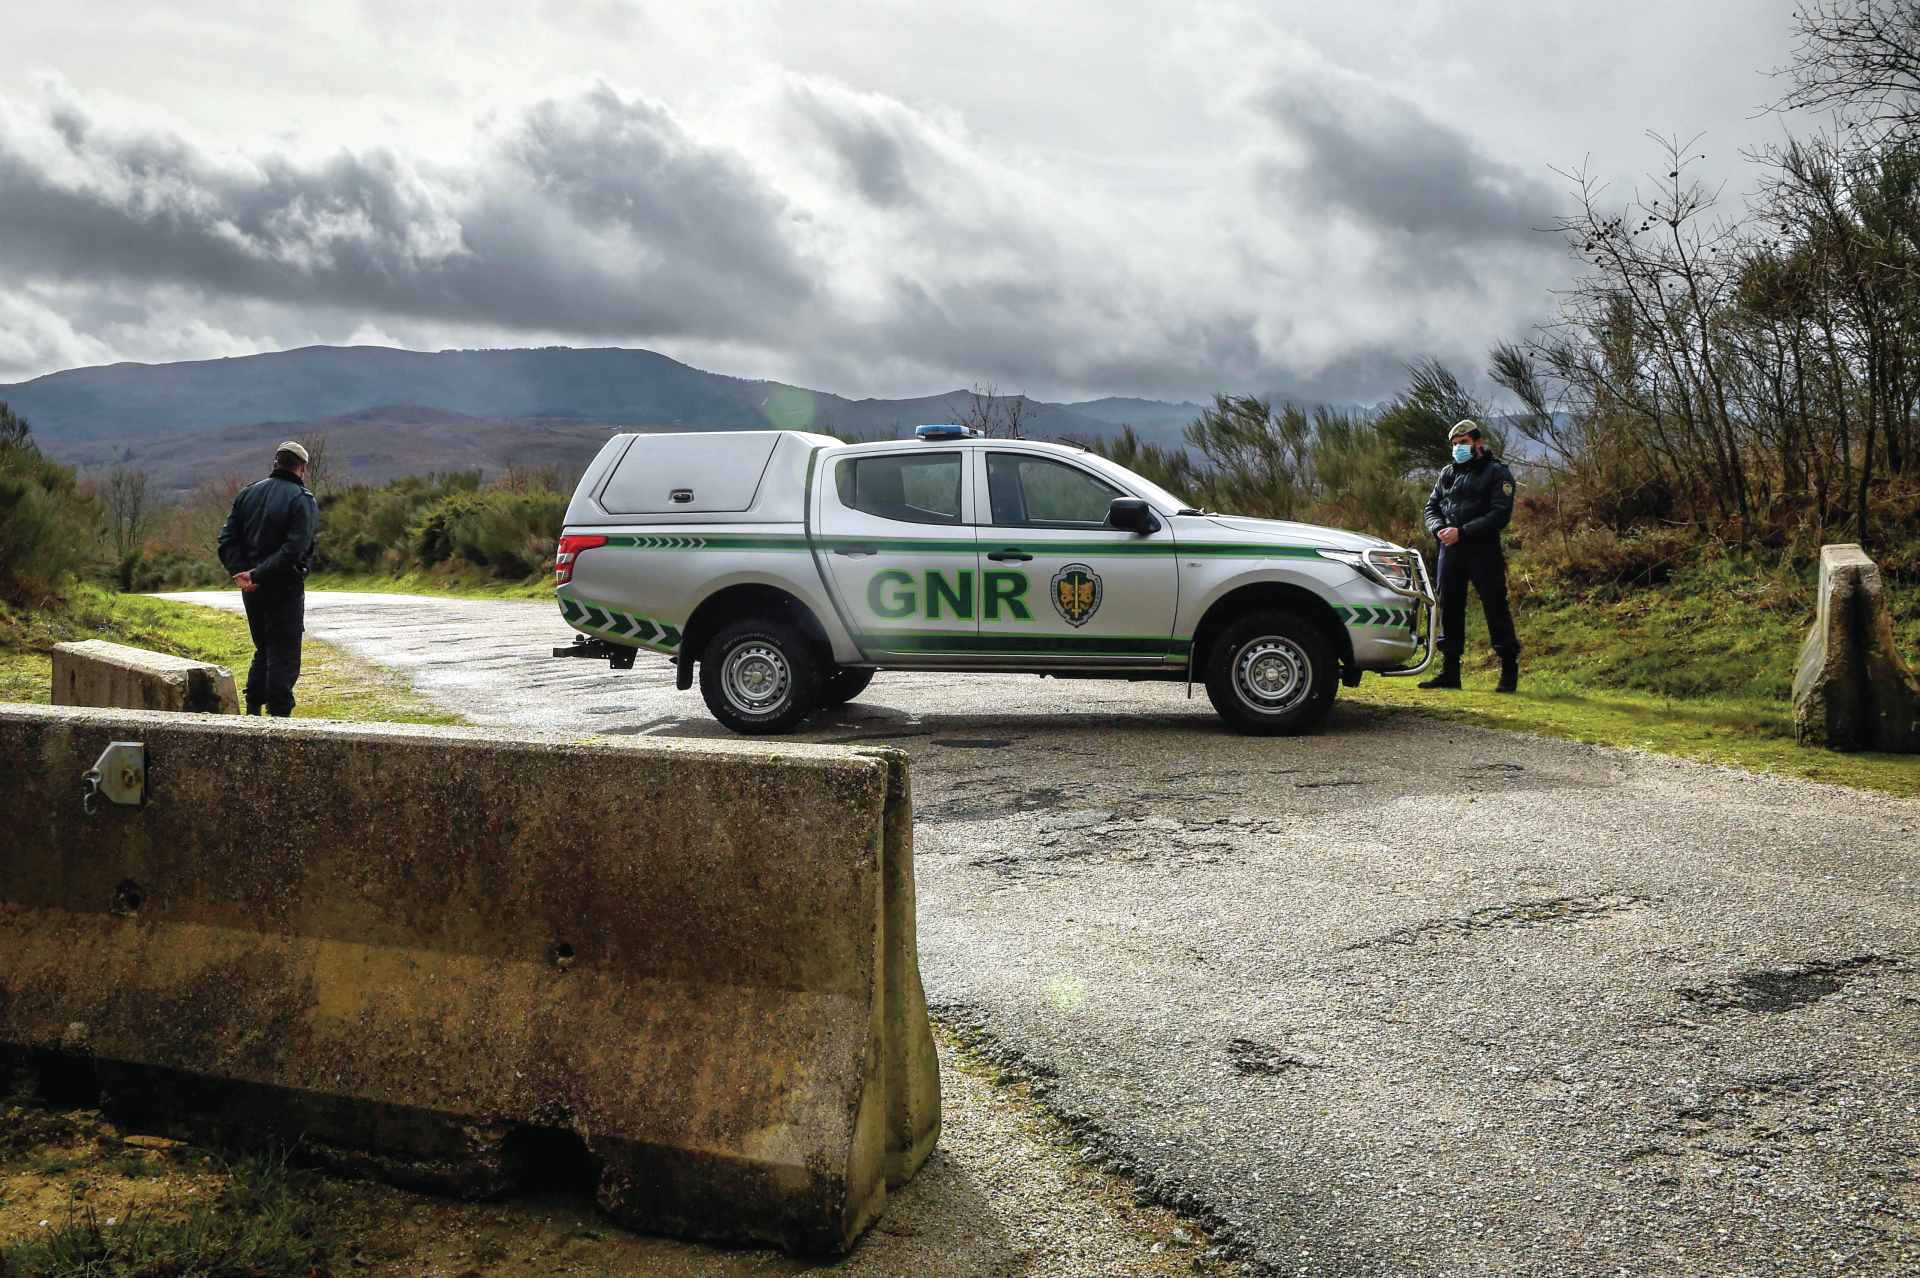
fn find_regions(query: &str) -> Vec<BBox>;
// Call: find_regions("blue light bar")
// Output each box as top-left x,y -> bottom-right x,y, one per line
915,423 -> 977,440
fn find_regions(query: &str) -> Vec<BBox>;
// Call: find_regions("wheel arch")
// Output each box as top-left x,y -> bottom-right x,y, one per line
1189,581 -> 1352,679
681,583 -> 834,690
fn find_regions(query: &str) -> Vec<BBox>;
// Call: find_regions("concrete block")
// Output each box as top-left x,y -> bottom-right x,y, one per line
0,706 -> 939,1255
1793,544 -> 1920,752
52,640 -> 239,714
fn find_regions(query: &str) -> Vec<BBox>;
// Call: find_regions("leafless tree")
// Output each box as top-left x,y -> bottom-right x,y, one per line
948,382 -> 1033,438
299,432 -> 342,497
1779,1 -> 1920,139
101,463 -> 154,559
186,472 -> 249,562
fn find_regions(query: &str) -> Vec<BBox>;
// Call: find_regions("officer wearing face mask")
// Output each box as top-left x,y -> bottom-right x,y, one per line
1418,420 -> 1519,693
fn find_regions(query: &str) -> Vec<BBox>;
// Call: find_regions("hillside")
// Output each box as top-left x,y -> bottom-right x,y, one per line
0,347 -> 1197,484
58,405 -> 637,491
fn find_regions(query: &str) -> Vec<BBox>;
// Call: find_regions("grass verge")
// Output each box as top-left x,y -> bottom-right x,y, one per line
1349,675 -> 1920,797
0,587 -> 458,724
1351,553 -> 1920,797
305,568 -> 551,600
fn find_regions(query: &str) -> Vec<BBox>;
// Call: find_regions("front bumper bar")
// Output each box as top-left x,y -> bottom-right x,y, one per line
1360,546 -> 1437,679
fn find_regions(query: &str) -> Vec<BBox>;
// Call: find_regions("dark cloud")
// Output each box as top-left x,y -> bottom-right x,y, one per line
0,72 -> 1562,402
788,84 -> 922,208
0,81 -> 818,344
1254,75 -> 1560,245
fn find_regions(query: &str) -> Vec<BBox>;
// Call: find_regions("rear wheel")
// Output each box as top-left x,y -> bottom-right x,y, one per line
1204,610 -> 1337,736
698,617 -> 823,735
820,667 -> 876,706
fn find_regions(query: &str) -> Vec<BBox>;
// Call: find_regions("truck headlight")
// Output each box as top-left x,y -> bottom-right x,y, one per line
1317,547 -> 1418,593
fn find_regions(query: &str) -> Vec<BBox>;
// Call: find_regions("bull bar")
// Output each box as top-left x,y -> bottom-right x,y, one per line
1359,546 -> 1438,679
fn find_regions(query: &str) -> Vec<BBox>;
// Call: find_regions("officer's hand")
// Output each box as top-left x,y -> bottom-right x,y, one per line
233,571 -> 256,593
1438,527 -> 1461,547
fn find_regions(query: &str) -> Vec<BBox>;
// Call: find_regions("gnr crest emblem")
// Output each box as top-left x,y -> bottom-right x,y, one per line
1050,563 -> 1103,627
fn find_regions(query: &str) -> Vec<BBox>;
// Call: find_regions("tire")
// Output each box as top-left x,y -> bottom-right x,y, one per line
820,667 -> 876,706
698,616 -> 824,735
1203,609 -> 1338,736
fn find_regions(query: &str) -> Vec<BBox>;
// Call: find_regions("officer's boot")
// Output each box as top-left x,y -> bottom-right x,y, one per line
1417,655 -> 1462,691
245,700 -> 262,716
1495,655 -> 1519,694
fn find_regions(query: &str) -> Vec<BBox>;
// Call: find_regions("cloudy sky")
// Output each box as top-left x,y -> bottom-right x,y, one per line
0,0 -> 1810,402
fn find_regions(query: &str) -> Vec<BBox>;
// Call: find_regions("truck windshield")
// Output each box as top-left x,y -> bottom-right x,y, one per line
1073,453 -> 1196,515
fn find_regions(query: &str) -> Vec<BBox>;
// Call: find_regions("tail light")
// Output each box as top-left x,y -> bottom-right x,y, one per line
555,535 -> 606,586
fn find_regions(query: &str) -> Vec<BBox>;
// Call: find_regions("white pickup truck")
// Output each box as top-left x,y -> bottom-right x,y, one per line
552,426 -> 1434,735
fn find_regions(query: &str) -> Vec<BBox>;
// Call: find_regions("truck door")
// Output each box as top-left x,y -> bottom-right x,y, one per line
816,448 -> 979,661
973,451 -> 1179,664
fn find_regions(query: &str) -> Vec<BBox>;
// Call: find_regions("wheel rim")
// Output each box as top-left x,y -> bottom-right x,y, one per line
1232,636 -> 1313,716
721,642 -> 791,715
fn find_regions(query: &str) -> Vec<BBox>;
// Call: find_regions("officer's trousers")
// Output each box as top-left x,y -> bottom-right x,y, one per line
1435,540 -> 1519,659
241,586 -> 305,716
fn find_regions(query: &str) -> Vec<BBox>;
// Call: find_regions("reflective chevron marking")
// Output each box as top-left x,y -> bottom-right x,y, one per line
554,593 -> 683,652
1337,604 -> 1412,629
614,535 -> 710,550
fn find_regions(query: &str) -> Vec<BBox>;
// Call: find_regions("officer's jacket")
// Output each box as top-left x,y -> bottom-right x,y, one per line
1423,453 -> 1515,544
218,470 -> 318,588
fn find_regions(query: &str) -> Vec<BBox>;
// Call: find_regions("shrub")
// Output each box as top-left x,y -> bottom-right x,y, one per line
412,487 -> 565,578
0,403 -> 100,608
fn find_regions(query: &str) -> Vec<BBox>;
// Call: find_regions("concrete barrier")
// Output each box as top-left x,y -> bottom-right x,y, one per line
1794,543 -> 1920,752
0,706 -> 939,1255
52,640 -> 239,714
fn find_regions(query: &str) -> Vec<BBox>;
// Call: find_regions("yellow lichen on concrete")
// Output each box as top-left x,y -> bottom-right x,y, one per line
0,705 -> 940,1257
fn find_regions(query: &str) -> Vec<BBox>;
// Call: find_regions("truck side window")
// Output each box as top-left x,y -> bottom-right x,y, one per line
834,454 -> 962,525
987,454 -> 1119,526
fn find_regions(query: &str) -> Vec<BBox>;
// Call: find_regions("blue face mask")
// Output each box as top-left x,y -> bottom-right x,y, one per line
1452,443 -> 1474,464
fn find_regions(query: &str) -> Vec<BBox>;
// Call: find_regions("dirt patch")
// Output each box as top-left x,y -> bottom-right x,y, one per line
0,1108 -> 223,1248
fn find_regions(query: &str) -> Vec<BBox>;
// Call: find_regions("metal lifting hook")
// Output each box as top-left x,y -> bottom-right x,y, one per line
81,742 -> 146,814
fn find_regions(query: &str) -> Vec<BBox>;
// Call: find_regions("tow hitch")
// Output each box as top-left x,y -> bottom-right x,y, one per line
553,635 -> 637,670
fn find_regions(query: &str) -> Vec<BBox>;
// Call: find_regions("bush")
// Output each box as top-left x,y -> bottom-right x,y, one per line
411,487 -> 565,578
116,547 -> 227,594
311,472 -> 481,575
0,403 -> 100,608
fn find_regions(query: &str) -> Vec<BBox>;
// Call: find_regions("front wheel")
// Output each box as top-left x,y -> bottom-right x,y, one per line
698,617 -> 824,735
1204,610 -> 1337,736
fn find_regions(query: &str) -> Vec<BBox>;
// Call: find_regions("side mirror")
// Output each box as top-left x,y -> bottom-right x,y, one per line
1107,497 -> 1162,535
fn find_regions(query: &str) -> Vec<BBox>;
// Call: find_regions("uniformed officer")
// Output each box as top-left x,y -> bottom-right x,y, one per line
217,441 -> 319,716
1418,420 -> 1519,693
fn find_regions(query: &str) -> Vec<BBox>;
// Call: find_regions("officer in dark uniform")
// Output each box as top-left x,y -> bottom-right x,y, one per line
217,441 -> 319,716
1418,420 -> 1519,693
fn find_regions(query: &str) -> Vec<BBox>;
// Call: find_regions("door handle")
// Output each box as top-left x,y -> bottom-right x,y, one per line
835,546 -> 877,557
986,549 -> 1032,562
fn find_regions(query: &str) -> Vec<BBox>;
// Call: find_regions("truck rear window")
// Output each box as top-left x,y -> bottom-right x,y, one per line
834,454 -> 962,525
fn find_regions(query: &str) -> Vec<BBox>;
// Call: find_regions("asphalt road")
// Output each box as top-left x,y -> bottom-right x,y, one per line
165,591 -> 1920,1276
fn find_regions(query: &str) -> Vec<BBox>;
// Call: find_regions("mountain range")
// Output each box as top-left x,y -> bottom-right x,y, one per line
0,345 -> 1206,491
